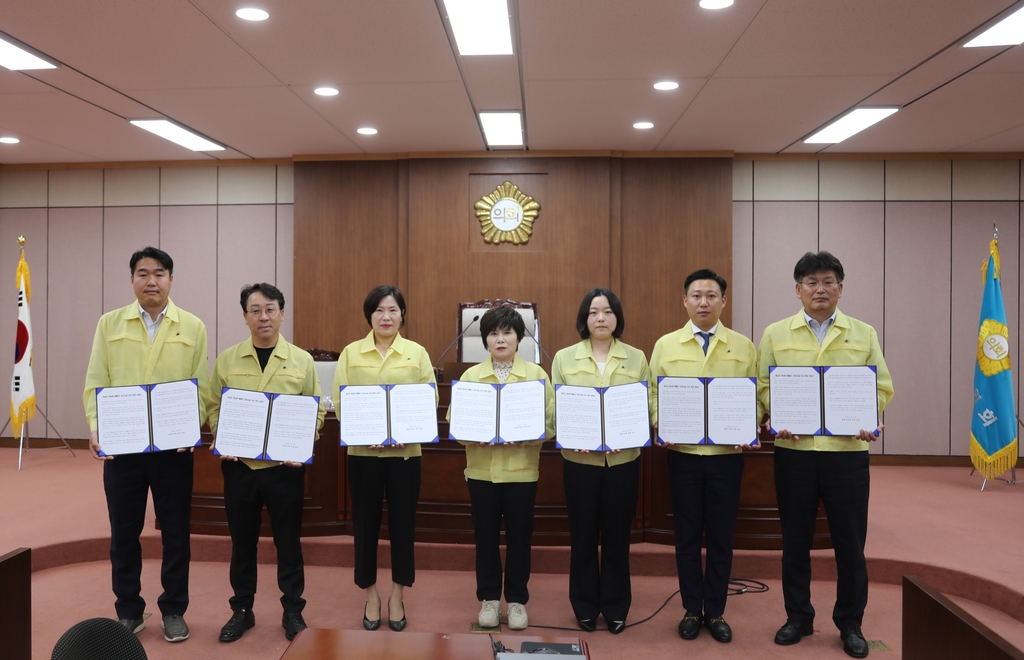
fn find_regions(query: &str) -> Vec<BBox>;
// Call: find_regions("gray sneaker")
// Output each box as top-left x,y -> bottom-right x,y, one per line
118,617 -> 145,634
162,614 -> 190,642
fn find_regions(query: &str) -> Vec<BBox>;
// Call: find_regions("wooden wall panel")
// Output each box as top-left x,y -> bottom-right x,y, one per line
294,161 -> 400,352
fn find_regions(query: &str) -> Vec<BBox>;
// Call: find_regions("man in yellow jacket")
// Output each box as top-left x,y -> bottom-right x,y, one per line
650,269 -> 758,645
758,251 -> 893,659
83,247 -> 209,643
205,282 -> 325,643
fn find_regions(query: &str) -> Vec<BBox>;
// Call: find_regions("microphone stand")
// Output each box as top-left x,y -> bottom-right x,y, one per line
434,315 -> 479,382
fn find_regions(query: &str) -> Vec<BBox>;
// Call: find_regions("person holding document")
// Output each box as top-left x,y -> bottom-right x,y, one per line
332,285 -> 436,632
649,269 -> 757,645
205,283 -> 325,642
757,251 -> 893,659
83,247 -> 208,643
551,288 -> 649,635
450,305 -> 555,630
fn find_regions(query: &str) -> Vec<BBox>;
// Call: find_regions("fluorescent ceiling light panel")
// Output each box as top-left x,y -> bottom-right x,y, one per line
357,127 -> 378,135
0,137 -> 19,144
443,0 -> 513,55
964,6 -> 1024,47
633,121 -> 654,129
653,81 -> 679,90
314,87 -> 339,96
804,108 -> 898,143
236,8 -> 269,21
699,0 -> 734,9
0,35 -> 57,71
130,120 -> 225,151
479,112 -> 523,146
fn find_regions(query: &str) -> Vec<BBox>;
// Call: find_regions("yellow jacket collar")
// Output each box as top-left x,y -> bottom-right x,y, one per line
478,354 -> 530,380
572,338 -> 629,362
357,329 -> 407,355
238,336 -> 290,362
790,308 -> 849,331
124,298 -> 180,323
682,320 -> 729,345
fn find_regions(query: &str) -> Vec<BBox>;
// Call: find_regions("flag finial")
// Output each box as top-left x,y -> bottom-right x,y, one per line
16,235 -> 25,247
994,224 -> 999,240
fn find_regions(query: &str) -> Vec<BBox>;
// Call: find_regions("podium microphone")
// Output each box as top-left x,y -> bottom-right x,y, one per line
524,325 -> 552,365
435,315 -> 480,380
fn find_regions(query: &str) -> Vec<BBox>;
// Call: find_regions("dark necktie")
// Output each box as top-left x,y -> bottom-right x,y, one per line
697,331 -> 713,355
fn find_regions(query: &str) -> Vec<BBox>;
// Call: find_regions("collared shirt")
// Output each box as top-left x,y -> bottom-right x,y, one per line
450,355 -> 555,483
332,330 -> 437,458
758,308 -> 894,452
803,310 -> 837,345
84,298 -> 209,432
206,336 -> 326,470
139,303 -> 168,345
649,321 -> 758,455
551,338 -> 651,467
692,322 -> 720,354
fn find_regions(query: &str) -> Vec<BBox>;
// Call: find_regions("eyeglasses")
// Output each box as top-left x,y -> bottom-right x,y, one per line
247,307 -> 280,318
800,279 -> 839,291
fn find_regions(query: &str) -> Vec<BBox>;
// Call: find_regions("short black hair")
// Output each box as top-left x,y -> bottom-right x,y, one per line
130,247 -> 173,275
793,251 -> 845,283
240,283 -> 285,312
684,269 -> 728,296
363,285 -> 406,327
479,305 -> 526,348
576,288 -> 625,339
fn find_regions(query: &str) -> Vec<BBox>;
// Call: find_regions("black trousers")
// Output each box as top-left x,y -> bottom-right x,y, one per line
667,450 -> 744,619
222,460 -> 306,613
103,450 -> 193,619
348,455 -> 421,589
773,447 -> 870,630
562,457 -> 640,622
467,479 -> 537,604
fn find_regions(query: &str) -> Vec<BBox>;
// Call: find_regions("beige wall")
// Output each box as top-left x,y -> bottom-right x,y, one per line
0,165 -> 294,440
733,158 -> 1022,456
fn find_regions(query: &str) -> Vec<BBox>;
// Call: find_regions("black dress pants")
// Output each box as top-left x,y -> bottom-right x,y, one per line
667,450 -> 744,619
103,450 -> 193,619
467,479 -> 537,604
773,447 -> 870,630
562,457 -> 640,623
222,460 -> 307,613
348,455 -> 421,589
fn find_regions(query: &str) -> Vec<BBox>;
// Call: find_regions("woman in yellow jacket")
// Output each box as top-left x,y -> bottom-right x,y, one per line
450,305 -> 555,631
551,288 -> 650,635
332,285 -> 436,632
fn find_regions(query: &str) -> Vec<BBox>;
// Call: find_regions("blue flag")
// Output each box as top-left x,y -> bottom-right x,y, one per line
971,238 -> 1018,479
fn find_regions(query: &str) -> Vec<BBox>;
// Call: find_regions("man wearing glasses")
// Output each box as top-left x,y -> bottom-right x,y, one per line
205,283 -> 325,642
757,252 -> 893,659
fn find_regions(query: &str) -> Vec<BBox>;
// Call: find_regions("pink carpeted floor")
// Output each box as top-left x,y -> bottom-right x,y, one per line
5,446 -> 1024,659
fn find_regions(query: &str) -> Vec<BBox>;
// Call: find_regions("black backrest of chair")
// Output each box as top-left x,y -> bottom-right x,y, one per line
51,618 -> 148,660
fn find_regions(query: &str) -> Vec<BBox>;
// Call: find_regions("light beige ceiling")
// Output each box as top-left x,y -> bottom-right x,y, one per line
0,0 -> 1022,164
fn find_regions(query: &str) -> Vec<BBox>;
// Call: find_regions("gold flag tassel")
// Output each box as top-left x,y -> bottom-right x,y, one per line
970,434 -> 1018,481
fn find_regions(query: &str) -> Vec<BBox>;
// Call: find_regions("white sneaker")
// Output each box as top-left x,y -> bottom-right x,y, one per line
507,602 -> 528,630
478,600 -> 501,628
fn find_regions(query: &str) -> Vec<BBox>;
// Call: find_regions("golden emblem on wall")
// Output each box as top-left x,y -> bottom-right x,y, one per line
474,181 -> 540,245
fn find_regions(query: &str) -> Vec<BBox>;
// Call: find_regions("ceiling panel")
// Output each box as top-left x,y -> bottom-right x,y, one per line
460,57 -> 522,111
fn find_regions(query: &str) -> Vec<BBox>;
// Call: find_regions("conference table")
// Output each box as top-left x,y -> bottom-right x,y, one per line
280,629 -> 589,660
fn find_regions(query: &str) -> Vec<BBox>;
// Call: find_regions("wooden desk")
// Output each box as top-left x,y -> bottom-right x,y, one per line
280,629 -> 588,660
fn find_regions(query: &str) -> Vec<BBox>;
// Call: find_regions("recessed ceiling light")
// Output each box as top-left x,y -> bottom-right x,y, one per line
653,81 -> 679,91
130,119 -> 225,151
357,127 -> 378,135
236,8 -> 269,21
804,108 -> 899,143
699,0 -> 734,9
0,137 -> 19,144
0,34 -> 57,71
314,87 -> 339,96
479,112 -> 523,146
443,0 -> 513,56
633,122 -> 654,129
964,6 -> 1024,47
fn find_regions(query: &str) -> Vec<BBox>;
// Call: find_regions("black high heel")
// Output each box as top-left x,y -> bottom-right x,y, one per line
363,601 -> 381,631
388,597 -> 407,632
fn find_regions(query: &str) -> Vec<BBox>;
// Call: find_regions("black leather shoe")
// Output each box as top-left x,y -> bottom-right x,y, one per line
774,621 -> 814,645
840,624 -> 869,658
363,601 -> 381,631
283,611 -> 306,641
577,619 -> 596,632
608,621 -> 626,635
704,616 -> 732,643
219,609 -> 254,643
388,599 -> 407,632
118,617 -> 145,635
678,611 -> 702,640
